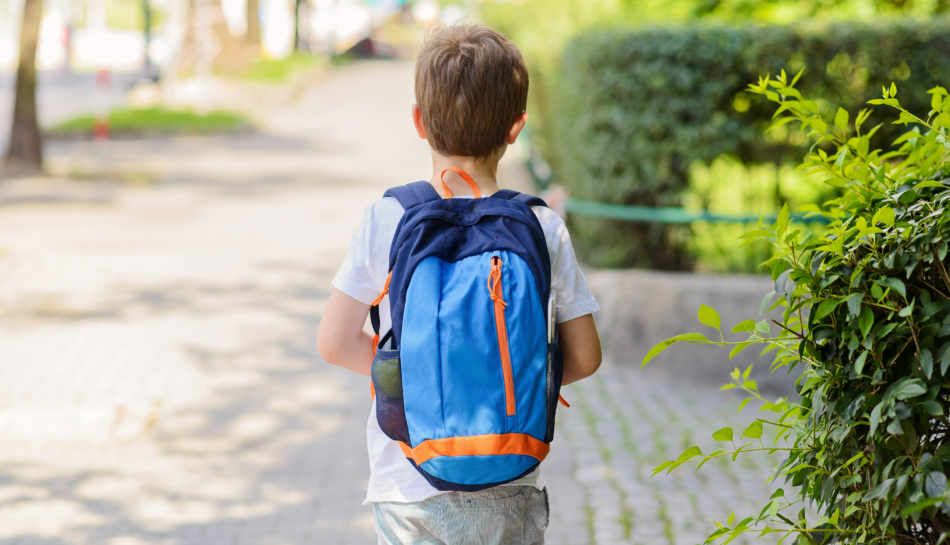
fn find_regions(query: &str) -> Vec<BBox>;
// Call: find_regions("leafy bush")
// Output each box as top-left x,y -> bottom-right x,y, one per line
645,73 -> 950,544
552,20 -> 950,268
686,158 -> 829,273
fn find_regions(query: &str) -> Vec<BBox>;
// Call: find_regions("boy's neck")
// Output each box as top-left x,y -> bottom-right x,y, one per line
428,149 -> 503,197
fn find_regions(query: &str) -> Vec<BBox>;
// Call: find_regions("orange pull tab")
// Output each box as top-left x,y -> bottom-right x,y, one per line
440,167 -> 482,199
487,257 -> 507,308
558,395 -> 570,408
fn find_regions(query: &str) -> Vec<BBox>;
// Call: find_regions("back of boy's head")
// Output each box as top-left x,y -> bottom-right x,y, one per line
415,24 -> 529,158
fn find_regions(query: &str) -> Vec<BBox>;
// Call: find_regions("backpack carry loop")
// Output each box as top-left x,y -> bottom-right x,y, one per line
440,167 -> 481,198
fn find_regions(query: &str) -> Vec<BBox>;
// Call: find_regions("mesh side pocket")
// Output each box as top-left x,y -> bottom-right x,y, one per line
372,337 -> 410,444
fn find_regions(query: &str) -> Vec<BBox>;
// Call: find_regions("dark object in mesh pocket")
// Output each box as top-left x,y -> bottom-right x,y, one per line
372,349 -> 410,444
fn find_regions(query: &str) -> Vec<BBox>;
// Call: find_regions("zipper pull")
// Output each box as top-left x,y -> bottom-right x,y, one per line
487,257 -> 506,308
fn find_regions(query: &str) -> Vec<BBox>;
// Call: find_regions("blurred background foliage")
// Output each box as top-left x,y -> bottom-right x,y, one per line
481,0 -> 950,273
5,0 -> 950,273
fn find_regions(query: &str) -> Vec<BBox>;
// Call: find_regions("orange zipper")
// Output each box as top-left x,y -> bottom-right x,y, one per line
488,256 -> 516,415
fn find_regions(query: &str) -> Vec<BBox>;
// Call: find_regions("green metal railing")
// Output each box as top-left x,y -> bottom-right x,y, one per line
564,198 -> 830,225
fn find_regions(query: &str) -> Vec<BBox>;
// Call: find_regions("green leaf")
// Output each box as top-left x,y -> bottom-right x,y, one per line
894,379 -> 927,400
870,402 -> 884,436
698,305 -> 721,331
864,478 -> 895,501
760,291 -> 775,316
855,350 -> 870,375
900,497 -> 946,516
926,471 -> 948,497
712,427 -> 734,442
642,333 -> 709,367
775,203 -> 790,237
835,146 -> 849,169
872,206 -> 895,227
879,277 -> 906,299
651,461 -> 673,477
729,342 -> 753,360
921,348 -> 934,379
935,112 -> 950,130
922,401 -> 943,416
890,82 -> 898,96
848,293 -> 864,317
815,299 -> 841,320
739,229 -> 775,239
871,282 -> 885,300
676,445 -> 703,461
834,107 -> 849,130
742,421 -> 763,440
913,180 -> 946,191
731,320 -> 756,333
940,342 -> 950,376
859,305 -> 875,339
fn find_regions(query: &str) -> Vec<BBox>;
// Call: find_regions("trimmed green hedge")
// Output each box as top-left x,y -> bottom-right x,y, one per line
550,19 -> 950,268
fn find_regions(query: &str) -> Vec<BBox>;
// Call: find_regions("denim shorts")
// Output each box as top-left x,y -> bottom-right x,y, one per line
372,486 -> 549,545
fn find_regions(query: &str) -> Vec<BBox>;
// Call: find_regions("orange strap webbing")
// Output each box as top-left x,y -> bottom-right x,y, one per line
440,167 -> 482,199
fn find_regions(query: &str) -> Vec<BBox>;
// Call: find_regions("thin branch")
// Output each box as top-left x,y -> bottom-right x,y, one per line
887,336 -> 914,369
939,260 -> 950,297
918,275 -> 950,302
907,317 -> 921,354
772,319 -> 806,340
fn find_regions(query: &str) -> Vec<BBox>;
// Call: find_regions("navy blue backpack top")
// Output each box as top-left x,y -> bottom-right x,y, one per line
368,167 -> 567,492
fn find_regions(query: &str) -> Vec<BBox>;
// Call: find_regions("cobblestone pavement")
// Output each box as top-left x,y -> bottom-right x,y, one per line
0,60 -> 788,544
551,368 -> 785,545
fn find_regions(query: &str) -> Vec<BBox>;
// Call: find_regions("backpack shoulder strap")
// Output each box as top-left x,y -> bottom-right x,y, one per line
490,189 -> 548,208
384,181 -> 441,210
372,181 -> 439,348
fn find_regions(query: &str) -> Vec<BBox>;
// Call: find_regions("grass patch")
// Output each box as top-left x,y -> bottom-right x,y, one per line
50,107 -> 249,137
242,52 -> 326,83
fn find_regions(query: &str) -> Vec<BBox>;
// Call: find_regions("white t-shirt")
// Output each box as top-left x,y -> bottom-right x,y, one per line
331,192 -> 600,504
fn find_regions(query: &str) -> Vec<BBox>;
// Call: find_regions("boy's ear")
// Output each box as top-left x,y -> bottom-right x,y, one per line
411,104 -> 427,139
505,112 -> 529,145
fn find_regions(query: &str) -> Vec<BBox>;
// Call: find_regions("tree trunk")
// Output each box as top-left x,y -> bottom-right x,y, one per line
210,0 -> 249,74
3,0 -> 44,178
294,0 -> 306,51
142,0 -> 152,69
246,0 -> 259,45
177,0 -> 249,77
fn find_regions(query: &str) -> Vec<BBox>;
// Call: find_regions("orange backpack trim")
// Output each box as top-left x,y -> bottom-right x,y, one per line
397,433 -> 550,466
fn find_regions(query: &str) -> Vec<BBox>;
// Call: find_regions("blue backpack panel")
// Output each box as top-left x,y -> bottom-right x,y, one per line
369,175 -> 565,492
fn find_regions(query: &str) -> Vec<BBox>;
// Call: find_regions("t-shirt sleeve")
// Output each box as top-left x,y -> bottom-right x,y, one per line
535,207 -> 601,323
331,203 -> 383,305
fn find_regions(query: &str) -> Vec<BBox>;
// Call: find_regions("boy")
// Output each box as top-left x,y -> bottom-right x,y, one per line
317,24 -> 602,545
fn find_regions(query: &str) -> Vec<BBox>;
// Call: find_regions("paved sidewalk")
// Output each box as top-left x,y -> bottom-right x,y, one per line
0,60 -> 785,545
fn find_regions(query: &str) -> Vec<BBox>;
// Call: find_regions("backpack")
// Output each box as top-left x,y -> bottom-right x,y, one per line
368,168 -> 567,492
